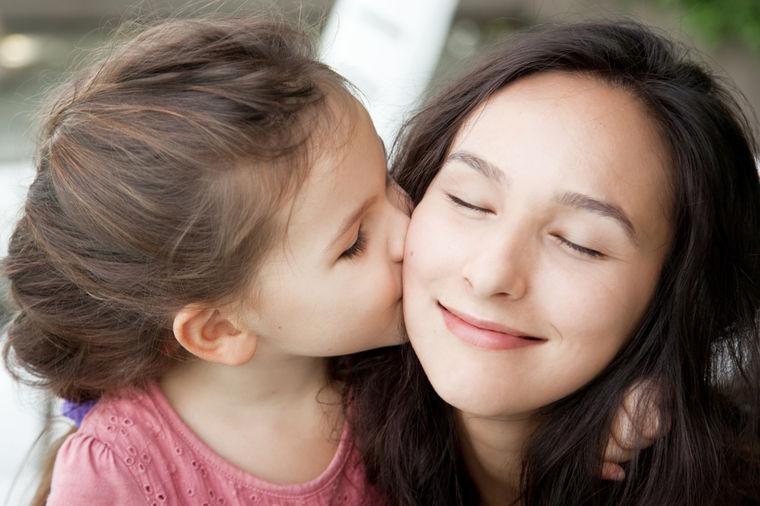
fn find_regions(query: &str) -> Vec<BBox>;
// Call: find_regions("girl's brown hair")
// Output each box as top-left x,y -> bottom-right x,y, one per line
2,17 -> 349,403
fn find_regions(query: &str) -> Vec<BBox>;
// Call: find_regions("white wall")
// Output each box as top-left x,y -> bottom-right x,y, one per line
320,0 -> 458,147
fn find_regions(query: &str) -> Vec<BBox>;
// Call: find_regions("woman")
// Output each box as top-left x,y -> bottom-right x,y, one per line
347,21 -> 760,505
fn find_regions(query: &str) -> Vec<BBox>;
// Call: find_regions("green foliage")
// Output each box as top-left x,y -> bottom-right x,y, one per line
658,0 -> 760,51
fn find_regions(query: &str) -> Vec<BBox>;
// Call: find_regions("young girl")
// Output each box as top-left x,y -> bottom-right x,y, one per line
3,17 -> 407,505
4,17 -> 657,506
347,21 -> 760,505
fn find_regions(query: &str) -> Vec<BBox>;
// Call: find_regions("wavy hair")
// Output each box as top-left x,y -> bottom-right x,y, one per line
347,21 -> 760,505
2,17 -> 348,402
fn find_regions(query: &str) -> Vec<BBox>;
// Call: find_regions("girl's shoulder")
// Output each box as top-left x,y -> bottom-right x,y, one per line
49,383 -> 385,505
46,384 -> 171,505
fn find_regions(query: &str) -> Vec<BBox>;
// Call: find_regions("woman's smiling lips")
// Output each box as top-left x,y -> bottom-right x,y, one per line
438,302 -> 546,350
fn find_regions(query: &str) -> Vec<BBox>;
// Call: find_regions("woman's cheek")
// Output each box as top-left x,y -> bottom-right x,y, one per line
407,205 -> 466,276
538,260 -> 641,358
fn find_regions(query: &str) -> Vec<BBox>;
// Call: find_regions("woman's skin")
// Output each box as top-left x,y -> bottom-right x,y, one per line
402,72 -> 673,503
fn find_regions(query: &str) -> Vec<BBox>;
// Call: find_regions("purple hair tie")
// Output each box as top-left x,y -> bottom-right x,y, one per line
61,399 -> 97,427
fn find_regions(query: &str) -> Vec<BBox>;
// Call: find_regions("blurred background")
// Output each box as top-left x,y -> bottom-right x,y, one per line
0,0 -> 758,503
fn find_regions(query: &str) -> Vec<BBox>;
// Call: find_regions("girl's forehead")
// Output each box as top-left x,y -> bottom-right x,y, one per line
309,93 -> 375,171
279,98 -> 386,239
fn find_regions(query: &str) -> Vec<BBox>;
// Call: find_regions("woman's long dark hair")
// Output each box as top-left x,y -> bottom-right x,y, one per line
345,21 -> 760,505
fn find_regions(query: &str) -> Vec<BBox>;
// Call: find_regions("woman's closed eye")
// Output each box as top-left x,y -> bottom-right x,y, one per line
340,228 -> 367,259
446,193 -> 492,214
552,234 -> 605,259
447,191 -> 605,259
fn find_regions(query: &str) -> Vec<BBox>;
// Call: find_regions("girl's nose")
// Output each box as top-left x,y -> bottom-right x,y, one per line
388,204 -> 409,263
387,180 -> 411,263
388,178 -> 413,216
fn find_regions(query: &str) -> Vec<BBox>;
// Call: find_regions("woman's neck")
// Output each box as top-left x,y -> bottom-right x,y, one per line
456,410 -> 537,506
160,350 -> 343,483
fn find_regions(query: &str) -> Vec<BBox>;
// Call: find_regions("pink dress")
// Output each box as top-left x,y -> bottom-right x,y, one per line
47,383 -> 382,505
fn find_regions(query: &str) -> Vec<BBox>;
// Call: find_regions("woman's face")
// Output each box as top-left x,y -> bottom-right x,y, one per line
402,72 -> 672,418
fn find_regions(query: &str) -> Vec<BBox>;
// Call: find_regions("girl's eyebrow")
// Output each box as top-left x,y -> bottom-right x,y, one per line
328,195 -> 377,251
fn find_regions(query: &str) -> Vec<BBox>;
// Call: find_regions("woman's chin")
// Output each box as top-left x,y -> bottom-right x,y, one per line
419,363 -> 534,419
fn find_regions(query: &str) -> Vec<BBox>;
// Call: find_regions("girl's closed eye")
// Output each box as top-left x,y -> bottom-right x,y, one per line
551,234 -> 605,259
340,228 -> 367,259
446,193 -> 493,214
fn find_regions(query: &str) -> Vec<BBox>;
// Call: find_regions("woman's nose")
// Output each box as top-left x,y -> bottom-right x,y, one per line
462,232 -> 529,300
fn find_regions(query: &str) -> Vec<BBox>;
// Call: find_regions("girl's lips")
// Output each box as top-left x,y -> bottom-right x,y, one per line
438,303 -> 545,351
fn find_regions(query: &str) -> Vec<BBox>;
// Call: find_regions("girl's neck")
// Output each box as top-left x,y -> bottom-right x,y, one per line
159,351 -> 343,483
162,351 -> 336,411
456,410 -> 536,506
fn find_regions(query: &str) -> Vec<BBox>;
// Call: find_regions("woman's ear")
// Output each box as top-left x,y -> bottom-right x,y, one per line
172,305 -> 257,366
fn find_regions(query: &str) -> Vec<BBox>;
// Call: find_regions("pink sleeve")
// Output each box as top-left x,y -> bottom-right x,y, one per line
47,432 -> 146,506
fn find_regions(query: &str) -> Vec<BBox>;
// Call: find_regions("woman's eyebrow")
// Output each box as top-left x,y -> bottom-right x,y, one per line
447,150 -> 637,242
447,151 -> 507,184
555,192 -> 638,242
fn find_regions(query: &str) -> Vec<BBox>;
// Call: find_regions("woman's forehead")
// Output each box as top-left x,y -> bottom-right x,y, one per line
446,72 -> 673,244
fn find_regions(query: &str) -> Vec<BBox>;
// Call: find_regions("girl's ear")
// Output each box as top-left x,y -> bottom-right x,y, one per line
172,305 -> 256,366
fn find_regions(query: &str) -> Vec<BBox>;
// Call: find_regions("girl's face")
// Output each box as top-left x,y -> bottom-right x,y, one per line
241,99 -> 409,357
403,72 -> 672,418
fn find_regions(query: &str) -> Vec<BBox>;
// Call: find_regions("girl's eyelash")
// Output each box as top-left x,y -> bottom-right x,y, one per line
553,235 -> 604,258
446,193 -> 490,213
340,228 -> 367,259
